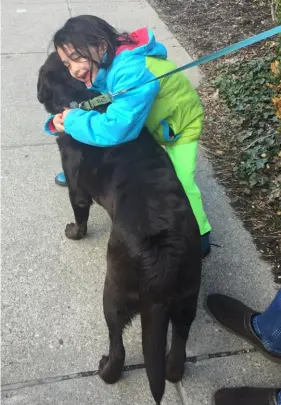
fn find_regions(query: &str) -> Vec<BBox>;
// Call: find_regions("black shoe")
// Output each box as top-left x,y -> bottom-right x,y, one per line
213,387 -> 280,405
205,294 -> 281,364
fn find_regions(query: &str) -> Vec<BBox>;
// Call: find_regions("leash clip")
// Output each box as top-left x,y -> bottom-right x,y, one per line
69,101 -> 79,109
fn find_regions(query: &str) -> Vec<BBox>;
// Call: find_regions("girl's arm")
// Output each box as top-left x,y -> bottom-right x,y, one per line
62,55 -> 160,146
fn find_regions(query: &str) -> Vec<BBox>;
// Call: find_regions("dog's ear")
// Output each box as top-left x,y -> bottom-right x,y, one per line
37,52 -> 60,104
37,66 -> 52,104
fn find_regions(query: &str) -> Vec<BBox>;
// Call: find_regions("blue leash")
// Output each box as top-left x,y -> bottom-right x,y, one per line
151,25 -> 281,80
78,25 -> 281,110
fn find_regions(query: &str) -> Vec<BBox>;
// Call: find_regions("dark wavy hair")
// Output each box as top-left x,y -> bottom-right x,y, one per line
53,15 -> 135,70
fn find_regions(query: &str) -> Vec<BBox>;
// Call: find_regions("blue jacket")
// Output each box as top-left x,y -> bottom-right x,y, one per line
44,28 -> 203,147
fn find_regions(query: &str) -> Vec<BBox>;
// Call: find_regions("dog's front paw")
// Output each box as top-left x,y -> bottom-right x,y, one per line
65,222 -> 87,240
98,355 -> 123,384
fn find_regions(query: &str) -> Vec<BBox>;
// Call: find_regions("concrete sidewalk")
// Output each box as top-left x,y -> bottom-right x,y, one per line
1,0 -> 280,404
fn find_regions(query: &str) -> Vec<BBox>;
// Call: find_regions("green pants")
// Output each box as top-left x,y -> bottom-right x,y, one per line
166,141 -> 211,236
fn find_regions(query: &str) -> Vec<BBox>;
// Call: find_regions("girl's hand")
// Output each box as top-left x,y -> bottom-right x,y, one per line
53,113 -> 65,132
62,109 -> 71,121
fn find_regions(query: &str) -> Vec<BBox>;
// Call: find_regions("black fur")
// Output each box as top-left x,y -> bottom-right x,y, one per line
37,52 -> 202,404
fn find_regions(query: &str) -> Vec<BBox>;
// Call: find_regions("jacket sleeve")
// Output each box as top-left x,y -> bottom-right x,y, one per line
44,114 -> 59,136
63,55 -> 161,147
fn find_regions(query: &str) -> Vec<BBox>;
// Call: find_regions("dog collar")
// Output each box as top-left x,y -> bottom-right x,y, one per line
70,93 -> 113,111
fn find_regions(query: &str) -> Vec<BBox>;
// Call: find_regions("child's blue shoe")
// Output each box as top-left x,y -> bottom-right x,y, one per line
201,232 -> 211,258
55,172 -> 67,187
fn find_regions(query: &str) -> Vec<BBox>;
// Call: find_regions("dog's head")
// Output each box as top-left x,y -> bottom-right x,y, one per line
37,52 -> 109,197
37,52 -> 100,115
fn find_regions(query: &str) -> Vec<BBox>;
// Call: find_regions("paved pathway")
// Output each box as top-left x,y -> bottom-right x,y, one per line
2,0 -> 280,403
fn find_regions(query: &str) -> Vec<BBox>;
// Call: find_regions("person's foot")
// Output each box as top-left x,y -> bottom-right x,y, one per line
205,294 -> 281,364
213,387 -> 281,405
55,172 -> 67,187
201,231 -> 211,258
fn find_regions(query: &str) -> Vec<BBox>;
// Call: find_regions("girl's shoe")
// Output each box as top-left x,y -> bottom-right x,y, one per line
201,231 -> 211,258
55,172 -> 67,187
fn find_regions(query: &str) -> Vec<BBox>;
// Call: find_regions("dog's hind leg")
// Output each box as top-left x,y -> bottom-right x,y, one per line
98,276 -> 138,384
166,291 -> 199,383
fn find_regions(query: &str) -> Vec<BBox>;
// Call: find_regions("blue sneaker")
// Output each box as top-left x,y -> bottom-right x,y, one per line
201,232 -> 211,258
55,171 -> 67,187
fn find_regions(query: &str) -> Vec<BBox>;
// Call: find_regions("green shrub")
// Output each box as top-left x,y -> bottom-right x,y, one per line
214,55 -> 281,192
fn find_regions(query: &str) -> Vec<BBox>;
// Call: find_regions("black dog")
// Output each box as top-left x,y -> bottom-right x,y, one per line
37,52 -> 202,405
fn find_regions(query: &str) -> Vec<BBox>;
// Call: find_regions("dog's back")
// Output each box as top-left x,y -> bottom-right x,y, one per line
79,129 -> 201,285
77,129 -> 201,403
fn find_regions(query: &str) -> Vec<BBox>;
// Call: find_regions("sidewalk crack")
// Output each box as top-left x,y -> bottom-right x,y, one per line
1,347 -> 256,393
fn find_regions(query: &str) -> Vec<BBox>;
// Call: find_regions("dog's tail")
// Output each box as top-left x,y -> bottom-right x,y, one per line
140,301 -> 169,405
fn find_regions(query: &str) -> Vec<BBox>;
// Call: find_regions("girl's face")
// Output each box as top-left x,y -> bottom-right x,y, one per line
57,43 -> 107,87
